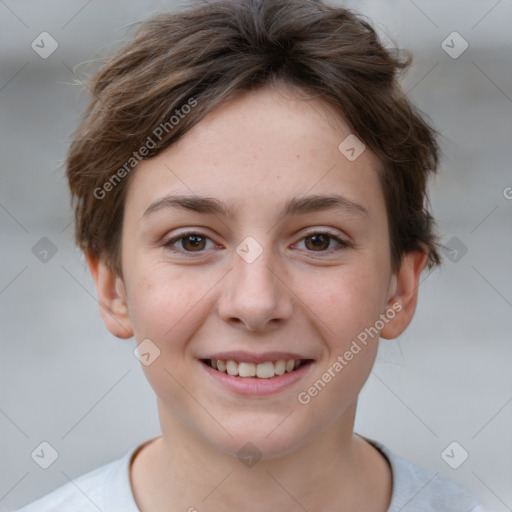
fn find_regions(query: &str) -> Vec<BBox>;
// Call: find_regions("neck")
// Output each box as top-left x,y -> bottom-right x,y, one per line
130,401 -> 391,512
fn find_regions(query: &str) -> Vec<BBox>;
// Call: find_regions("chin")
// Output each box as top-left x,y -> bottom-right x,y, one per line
201,412 -> 319,462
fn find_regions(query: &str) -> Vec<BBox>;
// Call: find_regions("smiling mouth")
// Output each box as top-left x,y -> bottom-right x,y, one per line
201,358 -> 312,378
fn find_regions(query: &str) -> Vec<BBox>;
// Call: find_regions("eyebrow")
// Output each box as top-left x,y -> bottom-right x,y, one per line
142,193 -> 369,220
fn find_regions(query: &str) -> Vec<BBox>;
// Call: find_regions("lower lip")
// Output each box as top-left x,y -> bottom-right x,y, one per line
200,360 -> 314,396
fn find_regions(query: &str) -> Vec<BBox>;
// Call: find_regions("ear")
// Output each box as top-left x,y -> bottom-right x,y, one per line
380,249 -> 429,340
85,251 -> 134,339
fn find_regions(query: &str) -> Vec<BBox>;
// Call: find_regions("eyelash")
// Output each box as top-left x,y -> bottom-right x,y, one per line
163,230 -> 349,256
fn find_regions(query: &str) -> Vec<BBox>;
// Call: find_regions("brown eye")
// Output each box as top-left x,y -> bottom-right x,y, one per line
164,232 -> 213,253
304,234 -> 331,251
293,231 -> 349,254
180,235 -> 206,251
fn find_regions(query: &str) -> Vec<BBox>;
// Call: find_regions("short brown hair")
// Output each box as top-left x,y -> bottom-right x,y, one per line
67,0 -> 441,275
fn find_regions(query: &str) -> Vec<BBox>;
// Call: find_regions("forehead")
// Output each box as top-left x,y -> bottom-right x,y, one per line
125,84 -> 384,218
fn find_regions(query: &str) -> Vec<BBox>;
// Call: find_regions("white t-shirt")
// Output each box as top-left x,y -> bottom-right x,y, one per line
14,437 -> 485,511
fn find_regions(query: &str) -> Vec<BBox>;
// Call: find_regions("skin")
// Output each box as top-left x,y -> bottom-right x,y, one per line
87,83 -> 427,512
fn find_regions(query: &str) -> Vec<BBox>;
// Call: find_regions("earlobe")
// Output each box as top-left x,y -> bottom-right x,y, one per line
85,251 -> 134,339
380,250 -> 429,340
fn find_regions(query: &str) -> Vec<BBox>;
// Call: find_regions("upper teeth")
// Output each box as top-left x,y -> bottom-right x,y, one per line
210,359 -> 301,378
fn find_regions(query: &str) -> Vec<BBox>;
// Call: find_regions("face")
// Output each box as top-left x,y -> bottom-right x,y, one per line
93,84 -> 424,458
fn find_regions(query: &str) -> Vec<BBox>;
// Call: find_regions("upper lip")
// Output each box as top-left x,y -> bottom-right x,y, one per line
201,351 -> 313,364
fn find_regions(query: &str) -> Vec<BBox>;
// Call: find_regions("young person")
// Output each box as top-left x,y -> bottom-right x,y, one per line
16,0 -> 484,510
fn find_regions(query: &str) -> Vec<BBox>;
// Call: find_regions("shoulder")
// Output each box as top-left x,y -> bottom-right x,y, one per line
13,443 -> 142,512
363,437 -> 485,512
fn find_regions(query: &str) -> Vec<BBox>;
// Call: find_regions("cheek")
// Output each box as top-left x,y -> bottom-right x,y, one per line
125,266 -> 210,406
312,264 -> 388,348
296,268 -> 385,419
122,248 -> 177,333
128,267 -> 202,342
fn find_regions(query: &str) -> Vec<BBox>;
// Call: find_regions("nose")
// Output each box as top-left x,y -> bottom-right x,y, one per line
217,246 -> 294,332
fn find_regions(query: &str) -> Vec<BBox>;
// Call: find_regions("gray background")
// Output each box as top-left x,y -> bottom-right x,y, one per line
1,0 -> 511,510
